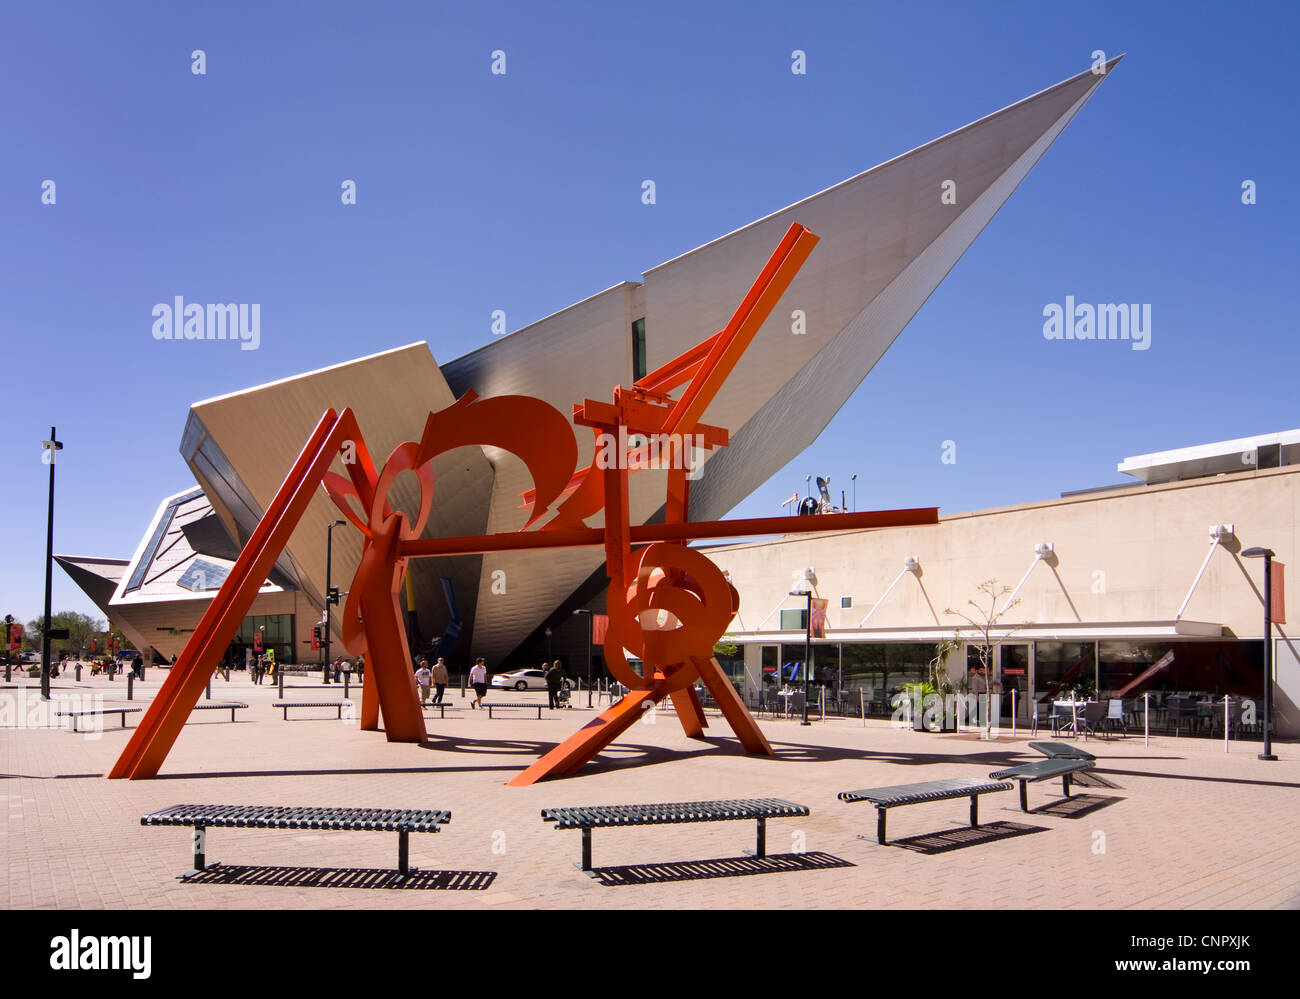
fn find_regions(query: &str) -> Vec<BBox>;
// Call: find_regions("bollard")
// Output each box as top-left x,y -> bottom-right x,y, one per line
127,672 -> 134,701
278,666 -> 284,697
1224,695 -> 1230,754
461,674 -> 466,699
206,677 -> 211,700
860,688 -> 865,728
4,661 -> 9,682
344,669 -> 350,698
76,663 -> 82,682
1144,691 -> 1149,747
1011,689 -> 1018,737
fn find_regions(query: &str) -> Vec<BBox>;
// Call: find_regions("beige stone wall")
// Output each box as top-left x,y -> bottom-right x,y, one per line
708,465 -> 1300,640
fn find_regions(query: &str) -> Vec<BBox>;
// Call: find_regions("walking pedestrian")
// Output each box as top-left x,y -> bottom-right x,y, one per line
546,659 -> 565,709
414,660 -> 433,704
431,657 -> 449,705
469,657 -> 488,709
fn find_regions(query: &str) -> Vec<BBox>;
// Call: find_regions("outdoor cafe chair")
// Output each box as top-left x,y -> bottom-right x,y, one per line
1105,698 -> 1127,737
1081,701 -> 1107,741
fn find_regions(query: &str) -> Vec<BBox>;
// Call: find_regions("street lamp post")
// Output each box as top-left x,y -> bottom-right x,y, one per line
545,627 -> 552,663
40,428 -> 62,701
789,588 -> 813,726
572,609 -> 594,708
851,473 -> 857,513
324,519 -> 346,684
1242,546 -> 1279,761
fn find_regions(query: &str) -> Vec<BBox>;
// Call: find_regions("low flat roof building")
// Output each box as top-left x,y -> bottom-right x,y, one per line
705,435 -> 1300,738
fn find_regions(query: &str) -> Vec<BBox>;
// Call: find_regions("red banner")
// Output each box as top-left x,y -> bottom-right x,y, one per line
1273,562 -> 1286,624
591,614 -> 609,645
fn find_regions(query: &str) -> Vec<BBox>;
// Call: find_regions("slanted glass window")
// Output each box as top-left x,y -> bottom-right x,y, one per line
632,318 -> 647,381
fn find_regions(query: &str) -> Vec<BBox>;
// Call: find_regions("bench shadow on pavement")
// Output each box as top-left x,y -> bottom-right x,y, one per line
182,864 -> 496,890
1027,793 -> 1124,820
590,850 -> 852,886
888,821 -> 1047,854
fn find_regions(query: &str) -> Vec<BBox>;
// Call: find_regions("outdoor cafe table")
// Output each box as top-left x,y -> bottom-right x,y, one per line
1052,700 -> 1094,736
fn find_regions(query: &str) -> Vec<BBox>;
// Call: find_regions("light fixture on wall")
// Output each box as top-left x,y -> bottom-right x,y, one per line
1210,524 -> 1235,540
1034,542 -> 1054,556
903,555 -> 920,572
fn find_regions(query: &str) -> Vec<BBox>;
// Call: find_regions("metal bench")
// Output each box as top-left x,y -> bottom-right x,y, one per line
421,702 -> 455,719
1028,741 -> 1096,761
485,702 -> 543,719
988,759 -> 1095,811
838,777 -> 1013,845
56,706 -> 142,732
272,700 -> 351,720
191,702 -> 249,722
141,804 -> 451,881
541,798 -> 809,876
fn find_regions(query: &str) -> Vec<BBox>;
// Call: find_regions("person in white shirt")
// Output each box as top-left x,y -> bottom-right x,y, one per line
414,661 -> 433,703
469,658 -> 488,709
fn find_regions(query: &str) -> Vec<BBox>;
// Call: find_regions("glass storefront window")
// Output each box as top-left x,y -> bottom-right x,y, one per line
1098,640 -> 1263,700
1034,641 -> 1096,701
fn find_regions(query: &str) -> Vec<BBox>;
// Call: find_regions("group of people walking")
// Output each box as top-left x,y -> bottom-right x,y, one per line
411,656 -> 571,709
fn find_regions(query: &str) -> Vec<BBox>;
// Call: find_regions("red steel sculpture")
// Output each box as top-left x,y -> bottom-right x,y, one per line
109,222 -> 939,781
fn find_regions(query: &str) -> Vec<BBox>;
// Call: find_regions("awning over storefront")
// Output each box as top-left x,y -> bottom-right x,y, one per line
724,620 -> 1226,644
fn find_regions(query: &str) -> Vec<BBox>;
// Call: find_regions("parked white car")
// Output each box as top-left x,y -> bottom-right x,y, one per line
490,668 -> 548,691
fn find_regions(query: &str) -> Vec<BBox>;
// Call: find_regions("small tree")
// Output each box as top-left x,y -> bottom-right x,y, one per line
945,580 -> 1026,739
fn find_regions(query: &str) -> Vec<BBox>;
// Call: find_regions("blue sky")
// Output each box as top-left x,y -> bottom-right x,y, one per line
2,0 -> 1297,624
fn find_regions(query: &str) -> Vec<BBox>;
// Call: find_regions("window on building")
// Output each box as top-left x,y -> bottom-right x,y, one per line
632,318 -> 647,381
779,609 -> 808,631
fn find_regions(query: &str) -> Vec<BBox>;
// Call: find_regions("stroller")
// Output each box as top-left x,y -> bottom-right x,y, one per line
557,679 -> 572,708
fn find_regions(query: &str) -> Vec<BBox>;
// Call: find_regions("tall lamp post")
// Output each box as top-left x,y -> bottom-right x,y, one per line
545,627 -> 552,663
1242,546 -> 1279,761
572,609 -> 594,707
851,473 -> 857,513
789,587 -> 813,726
324,519 -> 346,684
40,428 -> 62,701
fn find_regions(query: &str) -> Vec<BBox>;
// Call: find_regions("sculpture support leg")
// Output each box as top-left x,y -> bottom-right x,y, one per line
694,655 -> 771,755
669,685 -> 708,737
507,687 -> 659,786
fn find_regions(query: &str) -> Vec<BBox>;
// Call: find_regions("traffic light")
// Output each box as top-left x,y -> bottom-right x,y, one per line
327,586 -> 341,606
311,625 -> 321,650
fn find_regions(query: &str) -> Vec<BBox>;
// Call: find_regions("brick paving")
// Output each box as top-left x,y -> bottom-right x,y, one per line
3,671 -> 1298,909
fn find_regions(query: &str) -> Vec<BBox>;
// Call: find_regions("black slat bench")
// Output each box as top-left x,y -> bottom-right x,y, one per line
1028,741 -> 1096,761
191,702 -> 249,722
541,797 -> 809,876
838,777 -> 1013,845
486,702 -> 543,719
421,702 -> 455,719
141,804 -> 451,881
272,701 -> 352,720
56,706 -> 142,732
989,759 -> 1095,811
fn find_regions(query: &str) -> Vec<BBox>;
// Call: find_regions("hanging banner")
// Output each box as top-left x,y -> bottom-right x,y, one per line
1272,562 -> 1286,624
591,614 -> 609,645
810,598 -> 828,639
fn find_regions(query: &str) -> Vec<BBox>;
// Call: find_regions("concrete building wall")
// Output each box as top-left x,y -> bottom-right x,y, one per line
708,466 -> 1300,641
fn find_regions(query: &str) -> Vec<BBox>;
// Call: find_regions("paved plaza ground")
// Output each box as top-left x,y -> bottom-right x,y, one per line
3,670 -> 1298,910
